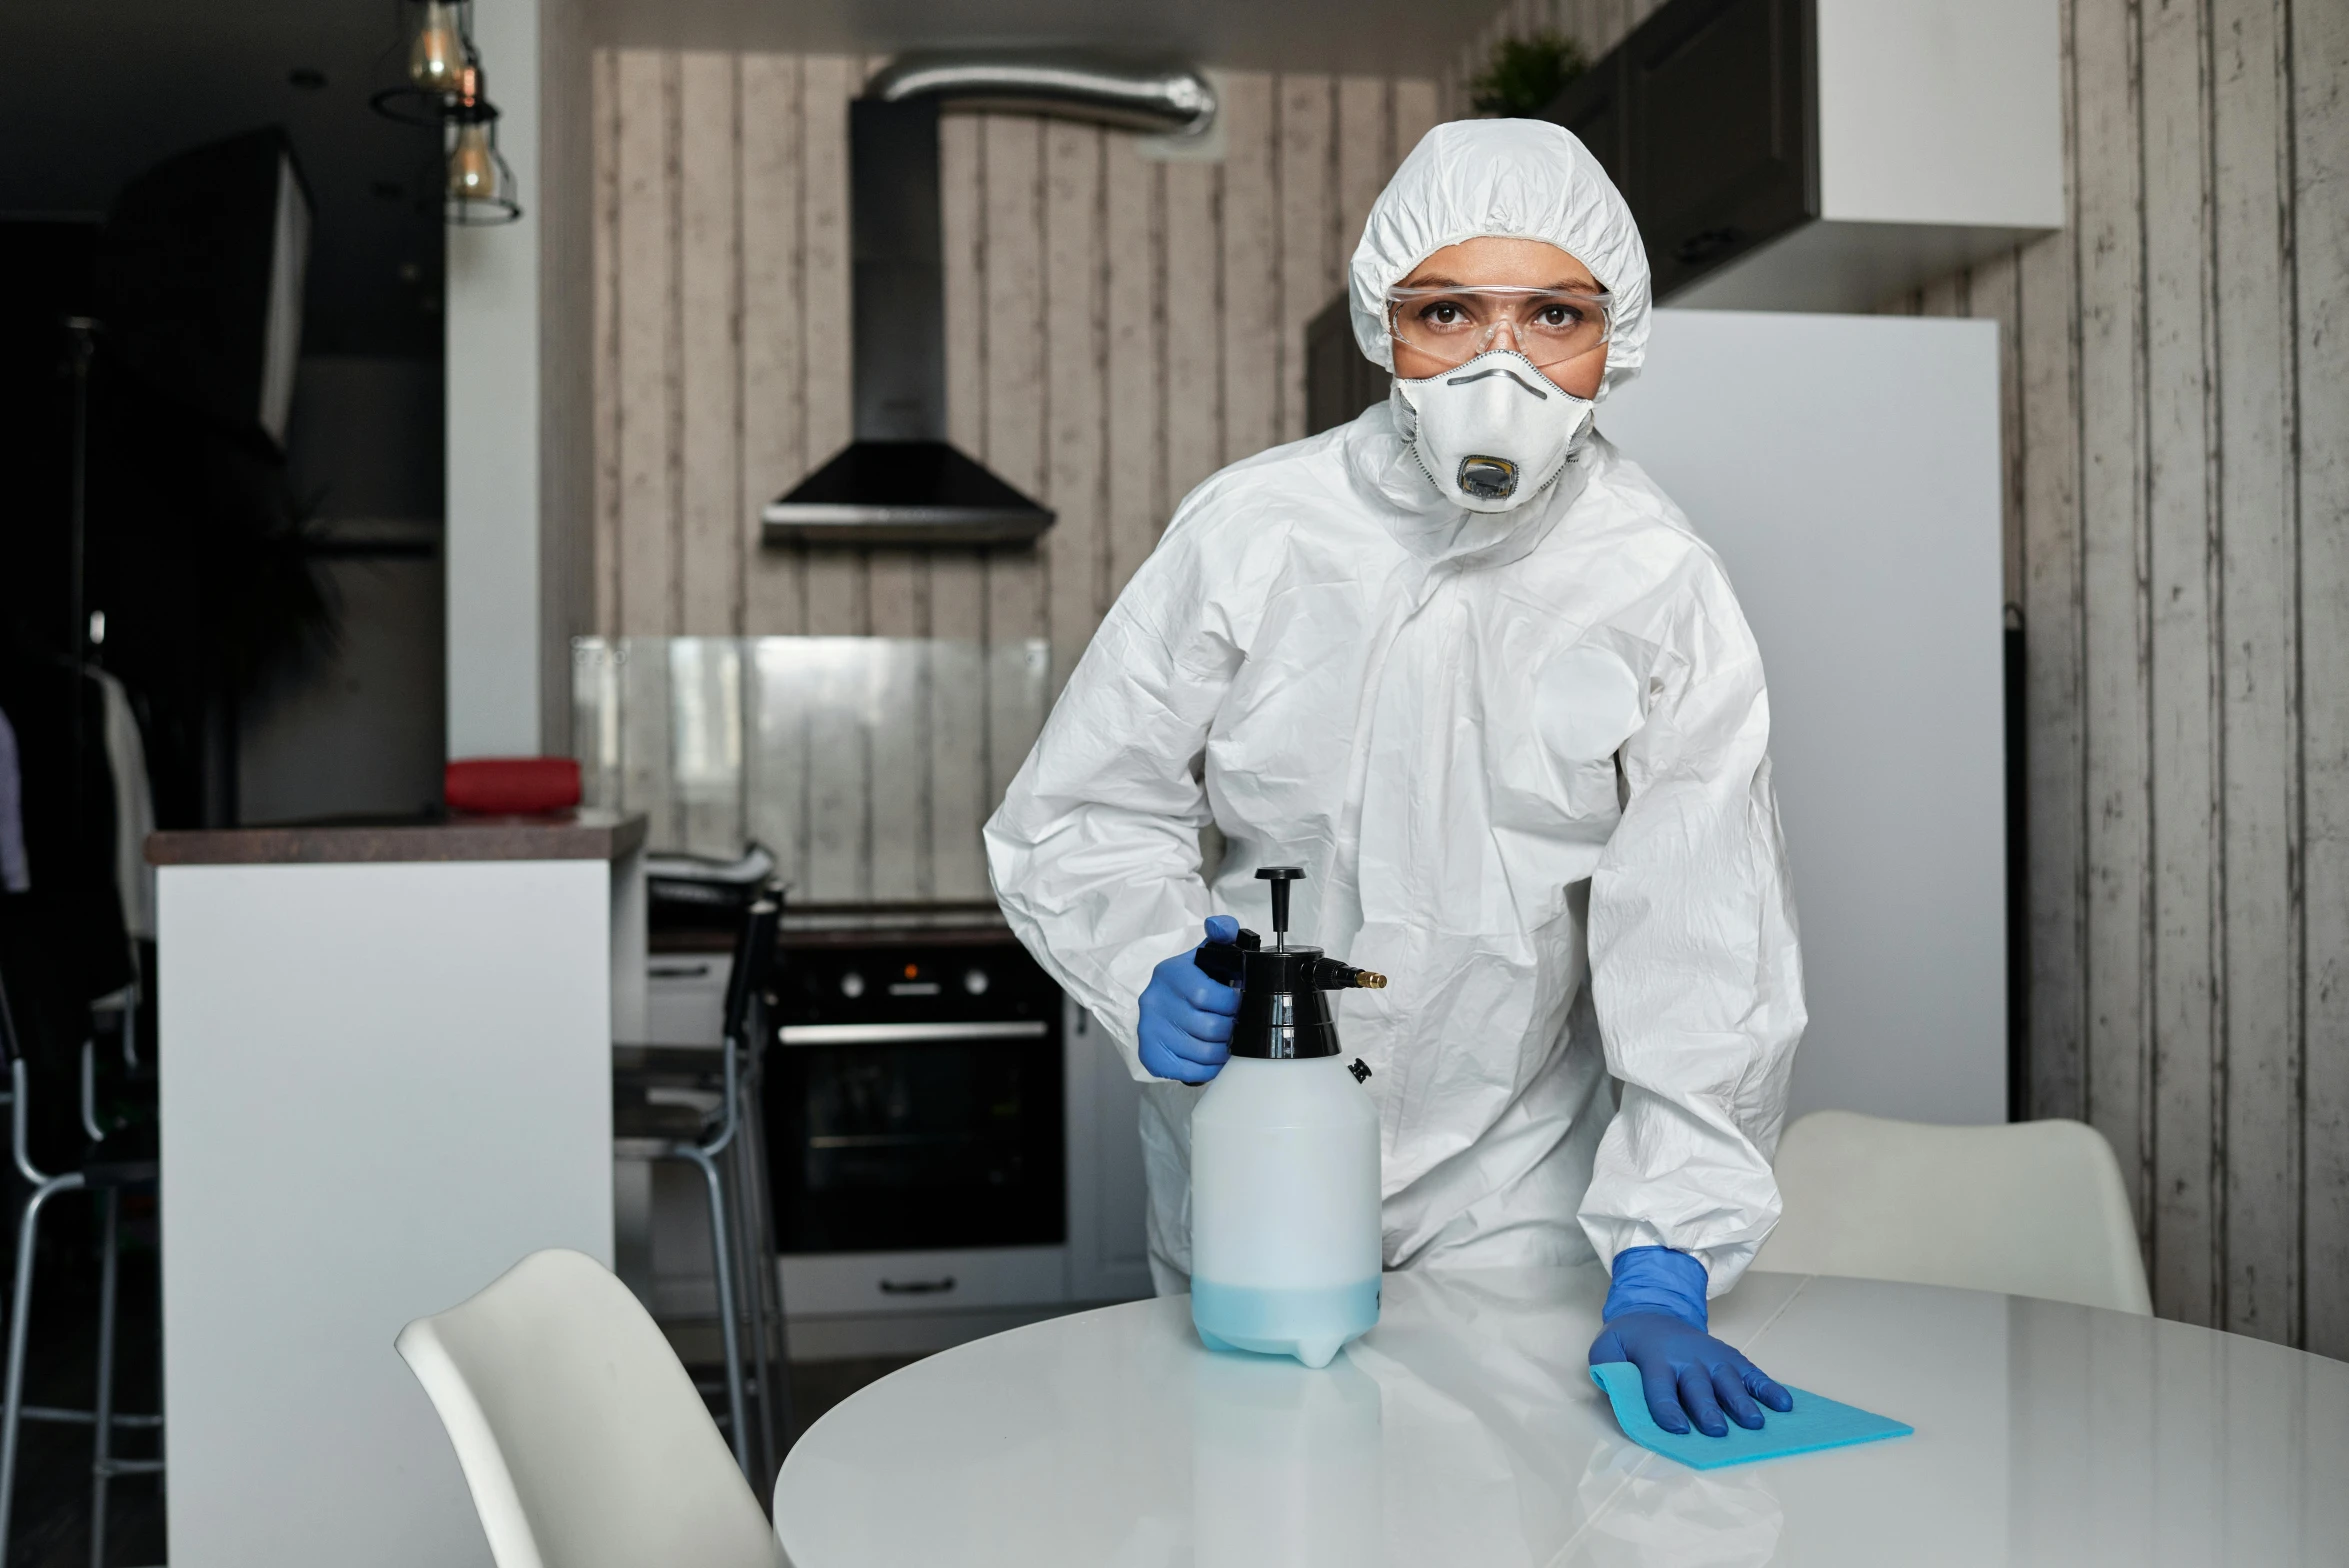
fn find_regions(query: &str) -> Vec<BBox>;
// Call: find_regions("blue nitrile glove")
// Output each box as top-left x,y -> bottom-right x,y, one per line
1136,916 -> 1243,1083
1588,1246 -> 1793,1439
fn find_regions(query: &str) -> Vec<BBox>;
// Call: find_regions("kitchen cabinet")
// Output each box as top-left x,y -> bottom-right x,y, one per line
1304,295 -> 1386,437
1546,0 -> 2061,311
152,813 -> 647,1568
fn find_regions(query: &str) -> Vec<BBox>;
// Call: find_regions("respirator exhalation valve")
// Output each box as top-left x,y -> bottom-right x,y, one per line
1458,454 -> 1519,500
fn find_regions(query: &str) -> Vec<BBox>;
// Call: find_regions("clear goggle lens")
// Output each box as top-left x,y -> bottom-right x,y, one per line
1386,285 -> 1612,372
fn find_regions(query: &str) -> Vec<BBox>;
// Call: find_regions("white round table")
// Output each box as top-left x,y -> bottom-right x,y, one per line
774,1267 -> 2348,1566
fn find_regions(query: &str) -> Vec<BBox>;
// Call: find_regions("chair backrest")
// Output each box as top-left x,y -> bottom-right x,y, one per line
720,889 -> 782,1052
396,1248 -> 780,1568
1753,1111 -> 2153,1315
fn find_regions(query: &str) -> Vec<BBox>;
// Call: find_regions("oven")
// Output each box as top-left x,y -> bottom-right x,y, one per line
766,918 -> 1066,1290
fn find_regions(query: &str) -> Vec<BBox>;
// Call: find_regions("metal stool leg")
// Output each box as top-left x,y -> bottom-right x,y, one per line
89,1187 -> 118,1568
747,1040 -> 793,1443
724,1123 -> 769,1478
729,1091 -> 787,1474
1,1171 -> 86,1555
679,1146 -> 749,1477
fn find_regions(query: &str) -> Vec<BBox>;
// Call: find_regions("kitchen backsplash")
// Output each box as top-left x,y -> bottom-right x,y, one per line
575,636 -> 1051,902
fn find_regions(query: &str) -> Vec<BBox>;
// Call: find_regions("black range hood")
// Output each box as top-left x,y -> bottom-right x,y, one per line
764,438 -> 1052,545
765,56 -> 1216,549
763,96 -> 1052,548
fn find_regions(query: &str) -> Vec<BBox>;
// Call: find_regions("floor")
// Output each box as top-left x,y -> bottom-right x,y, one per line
4,1200 -> 165,1568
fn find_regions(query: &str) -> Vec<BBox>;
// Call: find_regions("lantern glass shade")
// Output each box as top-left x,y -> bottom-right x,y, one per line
443,100 -> 522,225
407,0 -> 472,95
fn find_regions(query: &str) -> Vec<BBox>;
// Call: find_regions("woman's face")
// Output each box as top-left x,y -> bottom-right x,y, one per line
1389,236 -> 1609,400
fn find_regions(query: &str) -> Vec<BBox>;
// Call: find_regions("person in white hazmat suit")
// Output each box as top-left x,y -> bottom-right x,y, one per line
985,119 -> 1804,1440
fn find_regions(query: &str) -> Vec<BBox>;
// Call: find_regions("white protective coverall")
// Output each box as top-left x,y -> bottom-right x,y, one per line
984,119 -> 1805,1299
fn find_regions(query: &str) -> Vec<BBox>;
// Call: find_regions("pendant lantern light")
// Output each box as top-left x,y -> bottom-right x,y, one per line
443,67 -> 523,225
370,0 -> 480,125
370,0 -> 522,225
408,0 -> 471,94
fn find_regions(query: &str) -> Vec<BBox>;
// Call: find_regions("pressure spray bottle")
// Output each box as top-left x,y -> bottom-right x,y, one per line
1188,867 -> 1386,1369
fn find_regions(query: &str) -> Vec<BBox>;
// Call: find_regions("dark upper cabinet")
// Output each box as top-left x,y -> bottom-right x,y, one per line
1549,45 -> 1626,189
1544,0 -> 1816,300
1304,293 -> 1388,437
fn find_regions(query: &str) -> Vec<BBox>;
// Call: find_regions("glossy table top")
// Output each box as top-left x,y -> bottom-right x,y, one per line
774,1267 -> 2349,1566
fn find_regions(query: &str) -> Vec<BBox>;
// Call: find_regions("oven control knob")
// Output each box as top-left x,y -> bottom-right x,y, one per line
839,971 -> 866,999
963,968 -> 990,996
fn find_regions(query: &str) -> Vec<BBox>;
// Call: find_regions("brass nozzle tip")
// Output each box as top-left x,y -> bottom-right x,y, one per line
1356,971 -> 1388,989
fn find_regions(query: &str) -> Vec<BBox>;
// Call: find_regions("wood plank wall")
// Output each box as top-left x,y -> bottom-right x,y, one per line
590,52 -> 1438,676
1459,0 -> 2349,1355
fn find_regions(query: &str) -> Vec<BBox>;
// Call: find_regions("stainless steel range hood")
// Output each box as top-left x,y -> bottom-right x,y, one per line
763,53 -> 1216,549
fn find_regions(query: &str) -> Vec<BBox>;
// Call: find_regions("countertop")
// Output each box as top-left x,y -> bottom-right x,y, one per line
773,1265 -> 2349,1567
145,809 -> 648,866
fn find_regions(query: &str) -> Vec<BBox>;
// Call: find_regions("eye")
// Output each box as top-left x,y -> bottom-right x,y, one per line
1419,301 -> 1467,328
1536,302 -> 1585,328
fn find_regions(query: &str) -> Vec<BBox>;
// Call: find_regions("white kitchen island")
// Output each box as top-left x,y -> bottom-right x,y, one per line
150,811 -> 646,1568
775,1265 -> 2349,1566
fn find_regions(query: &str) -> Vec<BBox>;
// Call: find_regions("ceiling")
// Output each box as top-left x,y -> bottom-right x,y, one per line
584,0 -> 1471,77
0,0 -> 447,358
0,0 -> 1471,361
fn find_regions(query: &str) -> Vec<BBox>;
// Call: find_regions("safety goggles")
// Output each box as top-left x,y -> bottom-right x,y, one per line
1384,284 -> 1613,372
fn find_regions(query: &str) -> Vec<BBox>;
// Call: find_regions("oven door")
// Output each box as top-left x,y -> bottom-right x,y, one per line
767,1020 -> 1066,1253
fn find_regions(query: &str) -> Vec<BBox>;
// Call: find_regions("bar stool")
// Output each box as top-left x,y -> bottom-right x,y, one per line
0,976 -> 163,1567
613,885 -> 792,1488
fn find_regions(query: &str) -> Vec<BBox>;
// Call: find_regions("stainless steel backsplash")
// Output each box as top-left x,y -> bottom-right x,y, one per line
574,637 -> 1052,903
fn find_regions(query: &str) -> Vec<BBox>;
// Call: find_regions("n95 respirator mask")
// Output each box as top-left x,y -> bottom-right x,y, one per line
1394,350 -> 1594,513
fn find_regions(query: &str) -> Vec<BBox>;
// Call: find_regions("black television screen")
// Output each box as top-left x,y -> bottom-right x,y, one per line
96,126 -> 311,449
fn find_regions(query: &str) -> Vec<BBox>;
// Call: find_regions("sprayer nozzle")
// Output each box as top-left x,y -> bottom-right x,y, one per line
1354,971 -> 1388,989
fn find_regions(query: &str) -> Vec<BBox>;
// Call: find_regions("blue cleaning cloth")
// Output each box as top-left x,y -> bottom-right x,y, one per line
1589,1361 -> 1913,1471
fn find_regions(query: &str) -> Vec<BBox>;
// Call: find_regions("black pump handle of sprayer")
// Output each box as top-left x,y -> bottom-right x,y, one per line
1256,866 -> 1304,948
1193,866 -> 1388,993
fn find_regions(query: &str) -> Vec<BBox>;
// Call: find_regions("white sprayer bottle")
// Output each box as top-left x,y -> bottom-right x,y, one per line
1189,867 -> 1385,1369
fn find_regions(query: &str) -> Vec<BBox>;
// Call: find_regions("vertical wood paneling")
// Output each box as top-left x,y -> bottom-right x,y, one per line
1393,80 -> 1441,169
1043,122 -> 1108,693
1336,77 -> 1392,269
981,117 -> 1050,814
932,111 -> 991,902
673,57 -> 745,853
863,65 -> 925,900
2209,0 -> 2300,1345
2298,0 -> 2349,1363
2073,0 -> 2156,1246
795,55 -> 866,901
1277,75 -> 1334,443
740,53 -> 807,637
613,51 -> 677,635
800,55 -> 862,638
1103,135 -> 1165,603
1219,73 -> 1281,465
866,47 -> 926,663
1161,158 -> 1222,505
2140,0 -> 2221,1328
678,52 -> 742,637
591,49 -> 621,638
737,55 -> 810,892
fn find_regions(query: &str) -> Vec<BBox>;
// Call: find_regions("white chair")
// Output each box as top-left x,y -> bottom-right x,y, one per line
1753,1110 -> 2154,1315
397,1248 -> 781,1568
